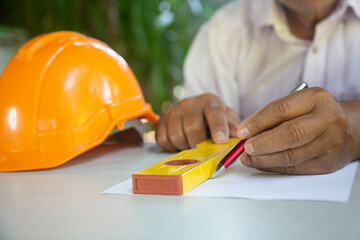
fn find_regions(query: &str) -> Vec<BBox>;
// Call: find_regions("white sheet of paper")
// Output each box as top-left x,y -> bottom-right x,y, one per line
102,161 -> 358,203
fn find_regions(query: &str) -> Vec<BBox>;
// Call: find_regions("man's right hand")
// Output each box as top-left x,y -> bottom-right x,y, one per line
155,93 -> 241,152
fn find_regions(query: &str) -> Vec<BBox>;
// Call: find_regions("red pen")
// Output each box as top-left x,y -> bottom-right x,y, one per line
210,81 -> 308,179
210,139 -> 247,179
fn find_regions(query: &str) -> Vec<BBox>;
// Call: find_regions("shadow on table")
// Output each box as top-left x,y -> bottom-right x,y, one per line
51,128 -> 145,170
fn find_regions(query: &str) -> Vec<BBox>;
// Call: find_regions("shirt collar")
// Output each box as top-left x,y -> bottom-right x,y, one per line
347,0 -> 360,19
251,0 -> 360,31
251,0 -> 285,30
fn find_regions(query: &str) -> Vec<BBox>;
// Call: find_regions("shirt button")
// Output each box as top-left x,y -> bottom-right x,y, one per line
275,26 -> 284,35
313,47 -> 318,54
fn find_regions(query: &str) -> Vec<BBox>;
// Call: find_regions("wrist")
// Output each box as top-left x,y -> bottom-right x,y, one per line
340,100 -> 360,161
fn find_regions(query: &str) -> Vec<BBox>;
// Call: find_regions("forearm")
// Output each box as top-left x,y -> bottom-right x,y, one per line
340,100 -> 360,161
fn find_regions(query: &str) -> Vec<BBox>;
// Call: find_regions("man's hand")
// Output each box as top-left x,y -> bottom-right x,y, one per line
237,87 -> 360,175
156,93 -> 241,152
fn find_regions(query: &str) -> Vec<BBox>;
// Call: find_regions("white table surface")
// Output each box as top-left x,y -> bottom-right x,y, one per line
1,142 -> 359,240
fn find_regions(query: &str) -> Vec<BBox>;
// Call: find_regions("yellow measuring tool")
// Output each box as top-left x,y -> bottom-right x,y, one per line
132,138 -> 241,195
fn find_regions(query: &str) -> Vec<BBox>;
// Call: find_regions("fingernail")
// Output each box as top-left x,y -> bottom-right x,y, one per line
244,141 -> 254,154
240,153 -> 251,167
216,131 -> 227,143
237,126 -> 250,139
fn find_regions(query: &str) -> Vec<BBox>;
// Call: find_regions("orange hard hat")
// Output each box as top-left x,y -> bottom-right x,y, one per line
0,31 -> 158,171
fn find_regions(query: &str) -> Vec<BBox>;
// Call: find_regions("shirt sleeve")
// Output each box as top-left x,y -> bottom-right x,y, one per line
183,23 -> 218,98
183,1 -> 244,114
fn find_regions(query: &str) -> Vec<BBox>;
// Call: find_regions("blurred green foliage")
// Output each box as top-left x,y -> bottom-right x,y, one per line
0,0 -> 227,114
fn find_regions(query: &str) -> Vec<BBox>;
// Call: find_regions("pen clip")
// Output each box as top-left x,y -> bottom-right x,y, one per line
290,81 -> 308,93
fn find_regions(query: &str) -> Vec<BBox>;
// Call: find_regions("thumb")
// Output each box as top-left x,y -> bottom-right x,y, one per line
226,107 -> 241,138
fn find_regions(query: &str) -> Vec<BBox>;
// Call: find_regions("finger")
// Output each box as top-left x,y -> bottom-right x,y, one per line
244,112 -> 325,155
237,88 -> 320,139
167,110 -> 191,150
182,110 -> 207,148
226,107 -> 241,138
240,132 -> 328,169
229,121 -> 239,138
155,116 -> 178,152
256,153 -> 339,175
204,101 -> 229,144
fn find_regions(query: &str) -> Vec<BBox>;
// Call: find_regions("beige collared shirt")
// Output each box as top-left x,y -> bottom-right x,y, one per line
184,0 -> 360,119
